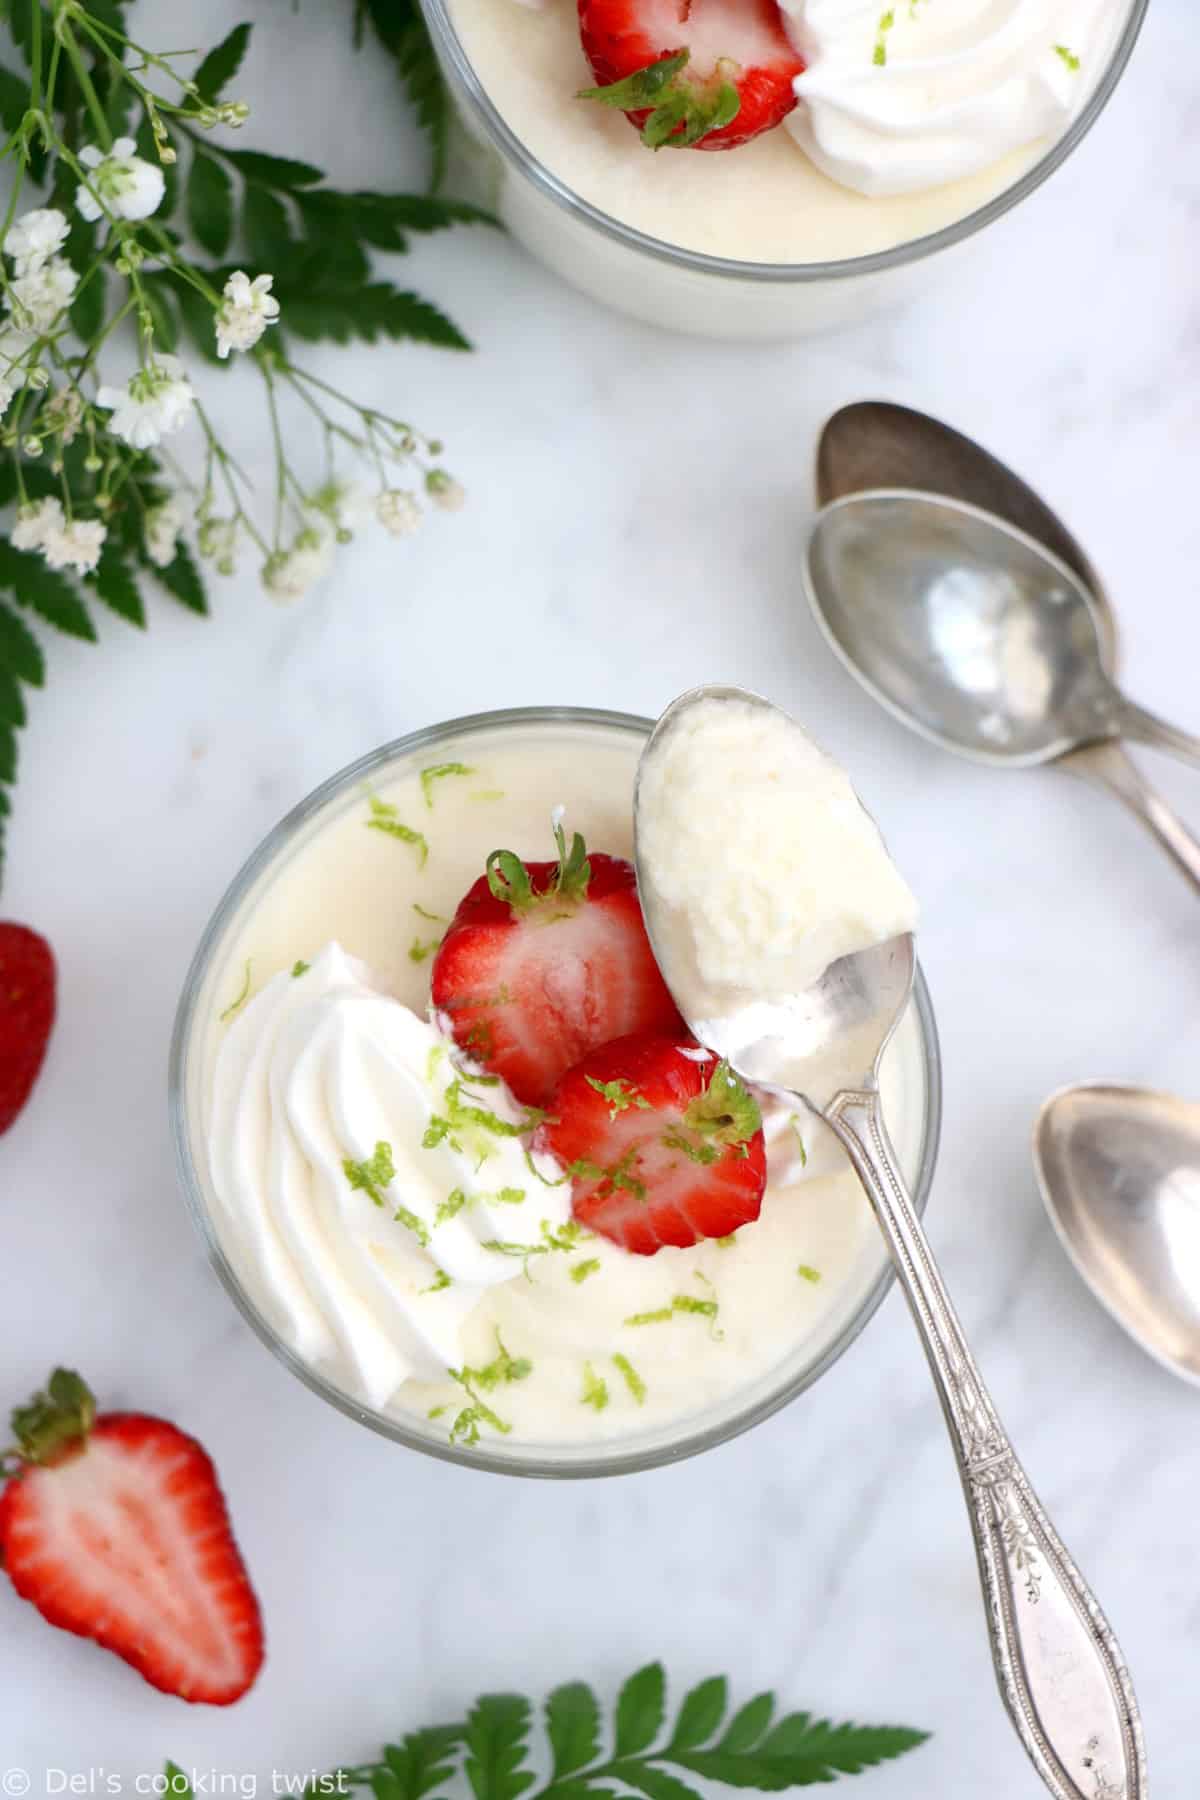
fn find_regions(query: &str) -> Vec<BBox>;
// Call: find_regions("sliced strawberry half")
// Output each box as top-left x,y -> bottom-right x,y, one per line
536,1033 -> 767,1254
577,0 -> 805,152
0,1369 -> 264,1705
430,823 -> 684,1108
0,922 -> 56,1134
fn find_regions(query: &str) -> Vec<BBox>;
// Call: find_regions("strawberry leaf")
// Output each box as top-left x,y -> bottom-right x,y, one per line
614,1665 -> 666,1759
546,1683 -> 602,1781
243,182 -> 294,266
465,1694 -> 536,1800
0,596 -> 48,682
0,667 -> 26,728
193,21 -> 252,101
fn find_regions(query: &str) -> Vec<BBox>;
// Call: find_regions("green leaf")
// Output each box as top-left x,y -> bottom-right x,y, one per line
359,0 -> 450,191
716,1695 -> 774,1754
142,539 -> 207,615
617,1767 -> 700,1800
242,182 -> 294,266
614,1665 -> 666,1759
141,277 -> 179,353
545,1683 -> 601,1781
224,148 -> 323,189
0,722 -> 15,784
0,63 -> 28,135
669,1678 -> 727,1751
159,272 -> 223,365
0,667 -> 26,728
381,1725 -> 464,1800
277,280 -> 469,350
193,21 -> 252,100
188,151 -> 235,258
71,262 -> 106,344
464,1694 -> 536,1800
0,600 -> 42,686
87,541 -> 144,627
673,1719 -> 931,1789
0,543 -> 95,642
162,1765 -> 193,1800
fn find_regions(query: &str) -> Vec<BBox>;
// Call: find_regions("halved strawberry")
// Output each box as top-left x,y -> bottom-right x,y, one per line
0,1369 -> 264,1705
0,922 -> 55,1134
536,1034 -> 767,1254
430,823 -> 684,1107
577,0 -> 804,152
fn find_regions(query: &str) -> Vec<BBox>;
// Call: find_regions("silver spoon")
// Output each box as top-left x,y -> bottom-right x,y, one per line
1035,1081 -> 1200,1386
811,403 -> 1200,894
635,685 -> 1145,1800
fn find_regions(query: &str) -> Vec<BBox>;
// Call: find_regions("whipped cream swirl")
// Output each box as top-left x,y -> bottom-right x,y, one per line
782,0 -> 1126,198
205,943 -> 570,1409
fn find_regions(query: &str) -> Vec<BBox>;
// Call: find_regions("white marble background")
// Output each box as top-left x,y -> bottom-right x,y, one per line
1,0 -> 1197,1794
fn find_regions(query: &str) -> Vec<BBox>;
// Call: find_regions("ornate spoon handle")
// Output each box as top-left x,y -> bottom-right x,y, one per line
823,1085 -> 1146,1800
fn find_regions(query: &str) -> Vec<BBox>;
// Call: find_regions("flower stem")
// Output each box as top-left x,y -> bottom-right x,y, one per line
55,18 -> 113,150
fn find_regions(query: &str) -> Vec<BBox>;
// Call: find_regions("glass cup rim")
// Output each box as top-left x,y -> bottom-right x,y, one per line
169,704 -> 943,1478
417,0 -> 1148,286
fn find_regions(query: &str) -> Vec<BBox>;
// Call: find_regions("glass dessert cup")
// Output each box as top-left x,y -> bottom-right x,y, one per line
417,0 -> 1147,342
170,706 -> 942,1478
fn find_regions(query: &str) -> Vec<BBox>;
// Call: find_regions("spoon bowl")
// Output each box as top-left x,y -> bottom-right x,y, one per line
1034,1082 -> 1200,1386
633,683 -> 914,1105
806,491 -> 1125,767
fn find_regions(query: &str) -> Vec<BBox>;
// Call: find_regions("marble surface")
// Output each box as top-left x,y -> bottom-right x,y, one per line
1,0 -> 1197,1794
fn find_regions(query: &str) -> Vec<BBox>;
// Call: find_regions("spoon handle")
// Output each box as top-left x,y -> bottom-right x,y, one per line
823,1085 -> 1146,1800
1116,698 -> 1200,770
1063,739 -> 1200,896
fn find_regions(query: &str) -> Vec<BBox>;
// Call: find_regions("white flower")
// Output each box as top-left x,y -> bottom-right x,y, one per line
261,526 -> 334,602
42,516 -> 106,575
11,497 -> 63,551
215,271 -> 280,359
11,497 -> 105,573
96,354 -> 195,449
42,386 -> 83,444
4,208 -> 69,276
4,257 -> 79,333
425,469 -> 466,513
144,496 -> 186,568
376,488 -> 422,538
76,138 -> 164,223
197,514 -> 238,574
308,478 -> 372,538
0,327 -> 34,387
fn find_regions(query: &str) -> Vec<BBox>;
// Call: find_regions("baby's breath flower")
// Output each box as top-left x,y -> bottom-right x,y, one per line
261,526 -> 334,602
42,386 -> 83,444
197,515 -> 238,572
75,137 -> 165,223
11,496 -> 63,552
143,496 -> 186,569
376,488 -> 422,538
0,376 -> 14,422
4,257 -> 79,333
215,270 -> 280,359
425,468 -> 466,512
0,326 -> 34,384
308,478 -> 372,536
42,515 -> 107,575
96,354 -> 195,449
4,207 -> 69,276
